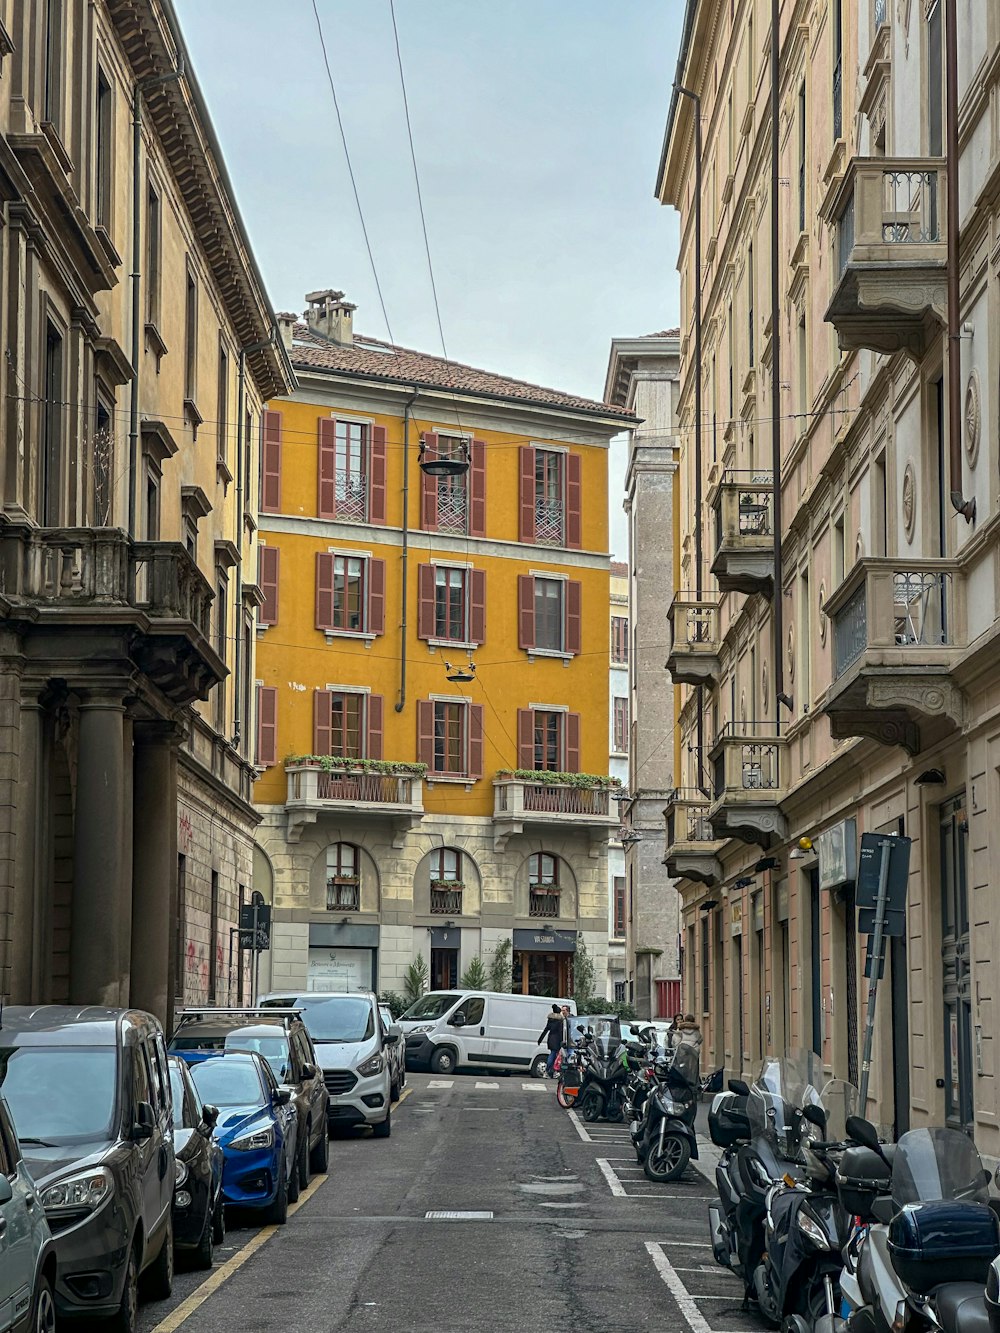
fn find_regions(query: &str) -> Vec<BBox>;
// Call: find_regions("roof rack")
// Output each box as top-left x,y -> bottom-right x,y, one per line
174,1006 -> 303,1022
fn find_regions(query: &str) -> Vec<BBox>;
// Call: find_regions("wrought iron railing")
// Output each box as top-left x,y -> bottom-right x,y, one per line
326,879 -> 360,911
535,499 -> 564,545
834,581 -> 868,676
430,886 -> 463,915
529,889 -> 560,919
335,472 -> 367,522
436,487 -> 467,534
712,723 -> 783,798
833,56 -> 843,139
831,562 -> 954,679
880,169 -> 940,243
666,789 -> 717,846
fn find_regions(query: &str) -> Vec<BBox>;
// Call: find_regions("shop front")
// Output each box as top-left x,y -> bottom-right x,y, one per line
308,923 -> 379,991
512,928 -> 577,996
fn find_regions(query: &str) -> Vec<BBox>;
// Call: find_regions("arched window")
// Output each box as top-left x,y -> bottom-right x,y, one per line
430,849 -> 463,915
528,853 -> 559,918
326,843 -> 360,911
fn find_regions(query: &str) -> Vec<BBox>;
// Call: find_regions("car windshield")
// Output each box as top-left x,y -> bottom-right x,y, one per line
0,1045 -> 118,1144
224,1031 -> 291,1082
168,1066 -> 187,1129
264,997 -> 374,1043
190,1058 -> 266,1108
399,994 -> 460,1021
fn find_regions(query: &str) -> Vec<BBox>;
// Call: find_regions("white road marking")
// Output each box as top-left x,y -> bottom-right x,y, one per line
427,1080 -> 454,1088
424,1210 -> 493,1220
475,1081 -> 500,1089
644,1242 -> 716,1333
566,1110 -> 592,1141
595,1157 -> 626,1197
521,1082 -> 547,1091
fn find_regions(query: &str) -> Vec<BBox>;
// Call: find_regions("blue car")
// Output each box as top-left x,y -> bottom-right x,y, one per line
181,1052 -> 298,1226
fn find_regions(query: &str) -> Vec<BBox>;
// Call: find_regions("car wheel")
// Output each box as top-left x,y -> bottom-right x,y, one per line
530,1053 -> 549,1080
429,1047 -> 455,1076
109,1246 -> 139,1333
193,1200 -> 215,1270
372,1105 -> 391,1139
297,1131 -> 309,1192
143,1216 -> 174,1301
269,1160 -> 288,1225
33,1274 -> 56,1333
309,1123 -> 329,1174
212,1194 -> 226,1246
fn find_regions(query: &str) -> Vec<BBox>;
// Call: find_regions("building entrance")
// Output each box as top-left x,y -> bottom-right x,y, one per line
431,948 -> 458,990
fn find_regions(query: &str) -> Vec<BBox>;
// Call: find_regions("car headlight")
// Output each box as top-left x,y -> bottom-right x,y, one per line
797,1210 -> 831,1249
230,1126 -> 274,1151
41,1167 -> 112,1213
175,1160 -> 189,1187
409,1025 -> 432,1034
357,1054 -> 384,1078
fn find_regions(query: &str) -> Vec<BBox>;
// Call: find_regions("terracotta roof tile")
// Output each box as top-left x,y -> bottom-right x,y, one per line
288,325 -> 636,421
644,328 -> 680,337
610,560 -> 629,577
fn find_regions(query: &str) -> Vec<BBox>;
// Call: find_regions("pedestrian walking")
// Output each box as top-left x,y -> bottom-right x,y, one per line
673,1013 -> 703,1052
537,1004 -> 566,1077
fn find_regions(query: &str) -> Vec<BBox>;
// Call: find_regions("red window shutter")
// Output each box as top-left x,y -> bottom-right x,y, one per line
420,432 -> 439,530
315,552 -> 335,630
261,410 -> 283,513
256,685 -> 277,767
258,545 -> 279,626
468,704 -> 484,778
517,708 -> 533,769
417,564 -> 436,639
368,558 -> 386,635
518,445 -> 536,543
313,689 -> 333,755
517,574 -> 535,650
369,424 -> 387,524
565,580 -> 582,655
565,712 -> 581,773
317,418 -> 336,518
469,569 -> 486,644
469,439 -> 487,537
565,452 -> 582,549
417,699 -> 435,768
367,694 -> 384,760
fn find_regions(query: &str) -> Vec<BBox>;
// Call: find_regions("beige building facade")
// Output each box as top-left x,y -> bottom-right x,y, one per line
0,0 -> 291,1024
659,0 -> 1000,1147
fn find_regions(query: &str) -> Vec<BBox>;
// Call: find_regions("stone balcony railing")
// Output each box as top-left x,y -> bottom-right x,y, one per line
667,595 -> 721,687
492,773 -> 619,851
710,471 -> 775,595
430,885 -> 464,915
708,722 -> 787,846
528,888 -> 560,919
664,788 -> 725,887
284,760 -> 425,843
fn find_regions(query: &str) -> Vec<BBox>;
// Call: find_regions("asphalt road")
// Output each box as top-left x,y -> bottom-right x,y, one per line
130,1074 -> 770,1333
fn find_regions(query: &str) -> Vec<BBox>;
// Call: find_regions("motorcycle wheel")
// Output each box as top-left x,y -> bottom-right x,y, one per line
579,1090 -> 603,1123
643,1134 -> 691,1182
556,1079 -> 578,1109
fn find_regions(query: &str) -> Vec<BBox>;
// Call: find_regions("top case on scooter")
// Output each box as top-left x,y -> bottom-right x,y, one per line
836,1145 -> 893,1224
709,1092 -> 750,1148
889,1202 -> 1000,1295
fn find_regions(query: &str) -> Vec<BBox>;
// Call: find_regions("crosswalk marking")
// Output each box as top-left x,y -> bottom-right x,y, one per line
521,1082 -> 547,1092
427,1079 -> 454,1088
475,1081 -> 500,1089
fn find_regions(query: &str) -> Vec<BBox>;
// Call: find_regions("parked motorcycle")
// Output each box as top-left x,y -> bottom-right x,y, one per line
708,1078 -> 754,1280
576,1019 -> 629,1123
636,1040 -> 700,1182
555,1042 -> 585,1108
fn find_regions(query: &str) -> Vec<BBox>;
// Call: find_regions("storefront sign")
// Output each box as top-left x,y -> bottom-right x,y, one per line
430,927 -> 461,948
512,928 -> 577,953
817,818 -> 857,891
309,923 -> 379,949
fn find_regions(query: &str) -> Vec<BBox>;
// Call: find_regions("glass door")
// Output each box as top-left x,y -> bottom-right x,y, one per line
940,793 -> 973,1130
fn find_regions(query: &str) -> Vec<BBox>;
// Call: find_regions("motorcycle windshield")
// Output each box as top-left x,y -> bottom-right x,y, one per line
669,1042 -> 700,1088
891,1127 -> 988,1209
813,1079 -> 860,1144
747,1051 -> 825,1162
589,1017 -> 623,1061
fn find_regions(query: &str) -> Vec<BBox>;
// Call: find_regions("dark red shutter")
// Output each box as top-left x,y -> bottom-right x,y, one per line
318,418 -> 336,518
417,699 -> 435,769
368,558 -> 385,635
369,424 -> 387,524
315,552 -> 335,630
421,432 -> 439,530
565,452 -> 582,549
517,574 -> 535,650
417,564 -> 436,639
469,569 -> 486,644
256,685 -> 277,767
565,580 -> 582,655
261,409 -> 282,513
518,445 -> 536,543
367,694 -> 384,760
517,709 -> 534,769
313,689 -> 333,755
565,712 -> 581,773
258,545 -> 279,626
468,704 -> 484,779
469,439 -> 487,537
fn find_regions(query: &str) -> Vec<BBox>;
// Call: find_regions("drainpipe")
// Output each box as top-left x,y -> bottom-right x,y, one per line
395,388 -> 420,713
945,0 -> 975,523
128,57 -> 185,538
771,0 -> 792,719
674,83 -> 705,791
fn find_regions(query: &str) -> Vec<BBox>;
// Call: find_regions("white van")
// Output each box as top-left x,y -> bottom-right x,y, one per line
398,991 -> 576,1077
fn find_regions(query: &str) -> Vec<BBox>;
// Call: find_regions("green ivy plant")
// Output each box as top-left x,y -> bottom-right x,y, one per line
285,754 -> 428,777
495,769 -> 622,789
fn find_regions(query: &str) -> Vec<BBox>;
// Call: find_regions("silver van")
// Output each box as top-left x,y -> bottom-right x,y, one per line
398,991 -> 576,1077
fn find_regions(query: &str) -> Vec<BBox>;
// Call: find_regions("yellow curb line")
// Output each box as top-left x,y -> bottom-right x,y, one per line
148,1173 -> 328,1333
395,1085 -> 413,1107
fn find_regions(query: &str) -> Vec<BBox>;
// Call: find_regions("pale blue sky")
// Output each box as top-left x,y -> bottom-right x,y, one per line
175,1 -> 683,558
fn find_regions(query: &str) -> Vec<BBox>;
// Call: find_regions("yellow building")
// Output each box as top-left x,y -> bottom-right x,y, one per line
252,291 -> 632,999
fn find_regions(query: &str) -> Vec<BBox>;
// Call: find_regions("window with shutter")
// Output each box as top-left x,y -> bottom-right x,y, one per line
613,697 -> 629,753
517,574 -> 535,650
417,564 -> 436,640
435,435 -> 469,534
317,418 -> 337,518
565,581 -> 582,656
367,694 -> 383,760
534,449 -> 565,545
468,704 -> 484,778
516,708 -> 533,769
334,419 -> 368,522
565,452 -> 582,549
258,545 -> 279,626
261,410 -> 282,513
565,713 -> 581,773
434,567 -> 467,641
469,569 -> 486,645
416,699 -> 436,768
532,710 -> 564,771
368,558 -> 385,635
469,439 -> 487,537
518,445 -> 536,543
534,578 -> 564,652
420,432 -> 439,531
256,684 -> 277,767
369,424 -> 387,524
432,700 -> 466,775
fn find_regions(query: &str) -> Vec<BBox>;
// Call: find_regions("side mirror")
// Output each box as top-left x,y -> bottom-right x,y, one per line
846,1115 -> 886,1159
449,1013 -> 466,1028
273,1087 -> 292,1107
132,1101 -> 155,1142
729,1079 -> 750,1096
201,1104 -> 220,1131
385,1025 -> 402,1044
301,1063 -> 318,1080
629,1025 -> 640,1036
803,1103 -> 827,1129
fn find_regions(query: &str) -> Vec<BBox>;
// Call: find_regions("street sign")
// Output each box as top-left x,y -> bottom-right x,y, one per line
857,832 -> 911,1112
858,907 -> 906,938
857,833 -> 911,912
864,941 -> 887,979
239,902 -> 271,952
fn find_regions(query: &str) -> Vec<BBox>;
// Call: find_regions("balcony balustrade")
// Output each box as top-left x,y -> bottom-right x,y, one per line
334,471 -> 367,522
326,879 -> 360,911
430,885 -> 464,915
285,761 -> 424,843
825,157 -> 947,358
822,557 -> 966,754
492,775 -> 618,850
435,486 -> 467,534
708,722 -> 787,846
710,471 -> 775,595
664,788 -> 724,886
535,499 -> 564,546
666,595 -> 721,686
528,888 -> 560,919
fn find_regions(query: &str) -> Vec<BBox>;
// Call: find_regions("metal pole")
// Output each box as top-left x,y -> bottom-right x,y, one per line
771,0 -> 789,721
252,898 -> 260,1005
944,0 -> 974,522
858,839 -> 892,1112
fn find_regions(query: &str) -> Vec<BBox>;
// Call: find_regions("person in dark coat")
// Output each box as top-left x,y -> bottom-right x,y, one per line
537,1004 -> 566,1077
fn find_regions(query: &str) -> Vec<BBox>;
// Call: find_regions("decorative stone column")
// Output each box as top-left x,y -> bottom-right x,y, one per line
129,721 -> 180,1026
9,682 -> 43,1002
70,689 -> 128,1007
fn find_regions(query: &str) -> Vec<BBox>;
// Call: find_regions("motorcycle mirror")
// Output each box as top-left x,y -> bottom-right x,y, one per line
802,1103 -> 827,1129
728,1078 -> 750,1096
845,1115 -> 887,1160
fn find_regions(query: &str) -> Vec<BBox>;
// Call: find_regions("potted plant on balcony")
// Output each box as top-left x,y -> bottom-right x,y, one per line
285,754 -> 427,776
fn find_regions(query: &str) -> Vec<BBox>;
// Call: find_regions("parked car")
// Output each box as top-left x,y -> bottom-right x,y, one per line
0,1095 -> 57,1333
166,1057 -> 223,1270
259,991 -> 401,1139
169,1007 -> 329,1184
182,1051 -> 297,1225
0,1005 -> 174,1332
379,1004 -> 406,1101
397,990 -> 577,1077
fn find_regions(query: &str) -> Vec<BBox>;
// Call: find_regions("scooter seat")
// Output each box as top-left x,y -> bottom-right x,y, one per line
935,1284 -> 991,1333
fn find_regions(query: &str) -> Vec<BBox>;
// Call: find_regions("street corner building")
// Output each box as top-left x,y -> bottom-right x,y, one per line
0,0 -> 292,1021
249,291 -> 635,999
657,0 -> 1000,1148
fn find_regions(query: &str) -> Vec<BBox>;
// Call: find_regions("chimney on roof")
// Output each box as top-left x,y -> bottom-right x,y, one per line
305,289 -> 355,346
275,312 -> 297,351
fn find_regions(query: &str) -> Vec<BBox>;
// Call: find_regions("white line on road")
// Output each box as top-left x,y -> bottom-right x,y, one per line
521,1082 -> 547,1091
475,1081 -> 500,1089
566,1110 -> 591,1141
595,1158 -> 627,1197
644,1242 -> 716,1333
427,1080 -> 454,1088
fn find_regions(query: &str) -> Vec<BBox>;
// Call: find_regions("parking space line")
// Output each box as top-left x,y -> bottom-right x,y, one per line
521,1082 -> 548,1092
427,1080 -> 453,1088
595,1157 -> 627,1197
566,1109 -> 591,1141
475,1081 -> 500,1089
644,1242 -> 715,1333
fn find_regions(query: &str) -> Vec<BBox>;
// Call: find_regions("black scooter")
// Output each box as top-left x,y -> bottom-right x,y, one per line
576,1024 -> 629,1123
637,1042 -> 700,1182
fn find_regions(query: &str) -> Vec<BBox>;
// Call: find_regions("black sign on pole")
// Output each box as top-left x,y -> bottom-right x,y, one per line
857,833 -> 911,913
239,903 -> 272,952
